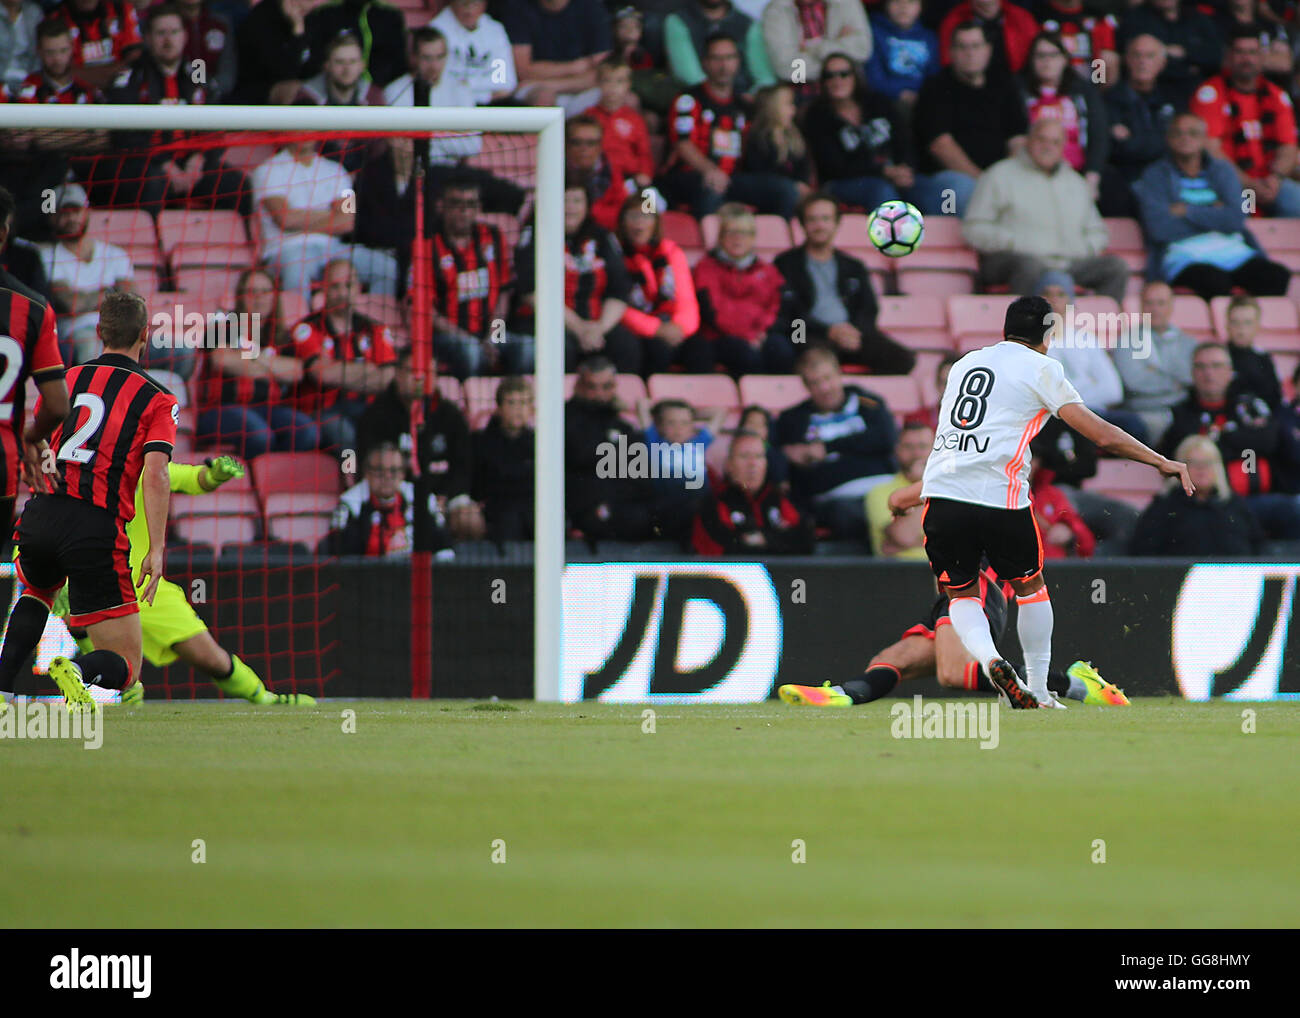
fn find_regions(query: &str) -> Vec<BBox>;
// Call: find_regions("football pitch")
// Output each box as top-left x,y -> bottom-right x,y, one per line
2,700 -> 1297,928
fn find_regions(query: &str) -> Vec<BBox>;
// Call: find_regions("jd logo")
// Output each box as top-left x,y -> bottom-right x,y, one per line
562,564 -> 782,702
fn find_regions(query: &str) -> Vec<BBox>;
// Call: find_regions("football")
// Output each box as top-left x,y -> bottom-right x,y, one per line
867,200 -> 925,258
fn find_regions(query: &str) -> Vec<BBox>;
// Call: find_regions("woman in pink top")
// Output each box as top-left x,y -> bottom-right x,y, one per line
1017,29 -> 1109,198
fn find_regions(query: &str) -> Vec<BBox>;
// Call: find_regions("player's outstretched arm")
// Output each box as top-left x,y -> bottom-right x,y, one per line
888,479 -> 925,516
137,450 -> 171,606
1057,402 -> 1194,495
198,455 -> 245,492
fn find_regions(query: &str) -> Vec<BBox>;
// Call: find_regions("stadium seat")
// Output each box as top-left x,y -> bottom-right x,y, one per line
1103,217 -> 1147,272
754,215 -> 793,258
911,350 -> 947,408
647,373 -> 739,411
267,513 -> 333,548
176,267 -> 245,307
897,267 -> 974,297
174,515 -> 258,556
947,294 -> 1010,349
251,452 -> 342,497
918,215 -> 966,250
859,374 -> 922,417
661,210 -> 703,251
263,492 -> 339,516
169,490 -> 261,518
1210,295 -> 1300,352
615,373 -> 648,411
356,293 -> 406,330
1249,218 -> 1300,269
435,375 -> 463,407
738,374 -> 806,414
87,209 -> 160,269
1121,294 -> 1213,340
1083,458 -> 1166,509
877,294 -> 947,333
955,333 -> 998,355
158,210 -> 253,269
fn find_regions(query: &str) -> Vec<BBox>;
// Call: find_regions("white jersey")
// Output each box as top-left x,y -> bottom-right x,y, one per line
922,341 -> 1083,510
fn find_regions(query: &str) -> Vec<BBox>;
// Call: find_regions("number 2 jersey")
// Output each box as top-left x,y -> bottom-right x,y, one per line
921,341 -> 1082,510
52,352 -> 178,523
0,271 -> 64,499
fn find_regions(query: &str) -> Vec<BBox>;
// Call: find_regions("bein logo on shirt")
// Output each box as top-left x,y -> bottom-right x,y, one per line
50,949 -> 151,998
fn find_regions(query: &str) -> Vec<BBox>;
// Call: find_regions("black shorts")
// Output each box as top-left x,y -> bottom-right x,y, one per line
922,497 -> 1042,590
14,493 -> 136,627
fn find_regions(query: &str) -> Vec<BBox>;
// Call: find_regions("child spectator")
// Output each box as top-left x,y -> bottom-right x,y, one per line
1223,295 -> 1283,412
642,398 -> 718,542
615,194 -> 702,375
692,201 -> 790,374
472,376 -> 535,542
737,404 -> 789,487
866,0 -> 941,109
730,82 -> 811,219
610,5 -> 677,119
585,57 -> 654,192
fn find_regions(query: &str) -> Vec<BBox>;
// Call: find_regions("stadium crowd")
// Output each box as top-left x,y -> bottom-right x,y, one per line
0,0 -> 1299,560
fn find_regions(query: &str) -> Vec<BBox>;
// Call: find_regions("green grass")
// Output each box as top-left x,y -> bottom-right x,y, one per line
2,699 -> 1296,927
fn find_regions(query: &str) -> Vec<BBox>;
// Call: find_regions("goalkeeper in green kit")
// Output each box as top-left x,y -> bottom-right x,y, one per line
33,456 -> 315,706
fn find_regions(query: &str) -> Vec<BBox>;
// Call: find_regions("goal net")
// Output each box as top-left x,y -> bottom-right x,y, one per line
0,104 -> 563,702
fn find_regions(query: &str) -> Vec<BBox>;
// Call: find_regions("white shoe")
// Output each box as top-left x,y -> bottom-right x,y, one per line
1033,689 -> 1068,709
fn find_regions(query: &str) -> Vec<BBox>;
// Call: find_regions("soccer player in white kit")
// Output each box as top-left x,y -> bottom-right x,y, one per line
889,296 -> 1194,708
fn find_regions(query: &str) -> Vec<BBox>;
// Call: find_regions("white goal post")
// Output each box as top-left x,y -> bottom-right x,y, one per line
0,103 -> 566,702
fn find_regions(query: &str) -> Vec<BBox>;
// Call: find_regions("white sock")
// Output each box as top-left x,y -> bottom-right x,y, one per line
947,597 -> 1002,676
1017,590 -> 1054,697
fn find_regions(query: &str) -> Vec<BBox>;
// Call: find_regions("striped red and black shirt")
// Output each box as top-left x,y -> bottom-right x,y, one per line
52,353 -> 177,522
0,273 -> 65,499
52,0 -> 142,68
431,223 -> 510,339
669,83 -> 752,177
515,220 -> 632,323
289,309 -> 396,413
11,71 -> 103,104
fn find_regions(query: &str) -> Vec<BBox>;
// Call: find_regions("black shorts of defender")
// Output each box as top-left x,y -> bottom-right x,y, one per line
13,493 -> 137,627
922,497 -> 1043,591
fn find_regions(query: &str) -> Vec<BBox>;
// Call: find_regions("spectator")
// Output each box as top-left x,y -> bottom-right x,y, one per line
912,20 -> 1028,216
774,345 -> 899,538
1161,340 -> 1300,537
251,135 -> 400,303
609,6 -> 676,118
664,0 -> 774,96
355,346 -> 486,541
584,57 -> 654,192
806,53 -> 917,215
1039,269 -> 1147,442
289,257 -> 397,451
1273,361 -> 1300,494
504,0 -> 611,116
964,118 -> 1129,302
1130,433 -> 1264,555
692,430 -> 814,554
1100,32 -> 1182,217
39,181 -> 135,365
0,0 -> 41,98
1029,464 -> 1097,558
233,0 -> 312,104
567,114 -> 632,232
866,0 -> 941,109
691,201 -> 791,375
730,81 -> 811,219
737,404 -> 789,486
774,192 -> 917,374
196,266 -> 319,459
173,0 -> 236,100
352,136 -> 432,295
49,0 -> 141,91
903,351 -> 958,429
431,0 -> 517,105
938,0 -> 1038,77
1111,279 -> 1195,445
513,177 -> 637,373
304,0 -> 406,88
328,441 -> 453,557
429,174 -> 533,381
865,421 -> 932,558
643,397 -> 716,543
761,0 -> 872,87
615,194 -> 702,375
657,32 -> 753,218
1188,26 -> 1300,218
1116,0 -> 1222,96
1018,29 -> 1109,195
1223,295 -> 1283,412
296,31 -> 386,172
1215,0 -> 1293,91
96,5 -> 251,216
1132,113 -> 1291,300
1038,0 -> 1119,85
565,355 -> 658,541
471,375 -> 534,541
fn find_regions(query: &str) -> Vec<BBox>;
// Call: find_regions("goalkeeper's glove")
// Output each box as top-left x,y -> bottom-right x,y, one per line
205,455 -> 245,487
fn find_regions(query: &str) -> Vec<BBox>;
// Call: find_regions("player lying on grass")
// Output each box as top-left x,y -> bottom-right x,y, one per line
19,455 -> 315,707
778,568 -> 1129,707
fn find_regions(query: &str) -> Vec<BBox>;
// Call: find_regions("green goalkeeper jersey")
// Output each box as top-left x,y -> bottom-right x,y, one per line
125,463 -> 208,574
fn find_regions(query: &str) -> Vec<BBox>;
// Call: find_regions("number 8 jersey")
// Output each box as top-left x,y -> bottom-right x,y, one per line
921,341 -> 1083,510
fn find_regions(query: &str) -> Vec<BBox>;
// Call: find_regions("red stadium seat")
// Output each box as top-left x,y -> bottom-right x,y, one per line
1249,218 -> 1300,266
1210,295 -> 1300,351
169,490 -> 261,519
251,452 -> 342,497
897,267 -> 973,297
1103,217 -> 1147,272
356,293 -> 406,330
434,375 -> 463,407
948,294 -> 1012,340
956,333 -> 998,355
267,513 -> 333,549
1122,295 -> 1213,339
158,210 -> 253,269
1083,458 -> 1166,509
754,215 -> 793,258
919,215 -> 966,250
174,515 -> 258,555
87,209 -> 160,269
738,374 -> 806,414
661,211 -> 703,251
877,295 -> 946,332
615,373 -> 647,411
176,267 -> 245,307
263,492 -> 338,516
647,374 -> 739,411
860,374 -> 922,417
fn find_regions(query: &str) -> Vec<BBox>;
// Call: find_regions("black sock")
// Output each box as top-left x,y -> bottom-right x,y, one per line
841,666 -> 900,704
1047,669 -> 1068,695
0,596 -> 50,689
75,650 -> 130,690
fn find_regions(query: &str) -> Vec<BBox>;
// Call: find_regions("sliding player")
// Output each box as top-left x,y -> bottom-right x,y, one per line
779,568 -> 1129,706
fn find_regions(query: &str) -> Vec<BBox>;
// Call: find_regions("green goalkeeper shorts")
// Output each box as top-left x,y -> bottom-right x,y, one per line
54,574 -> 208,668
